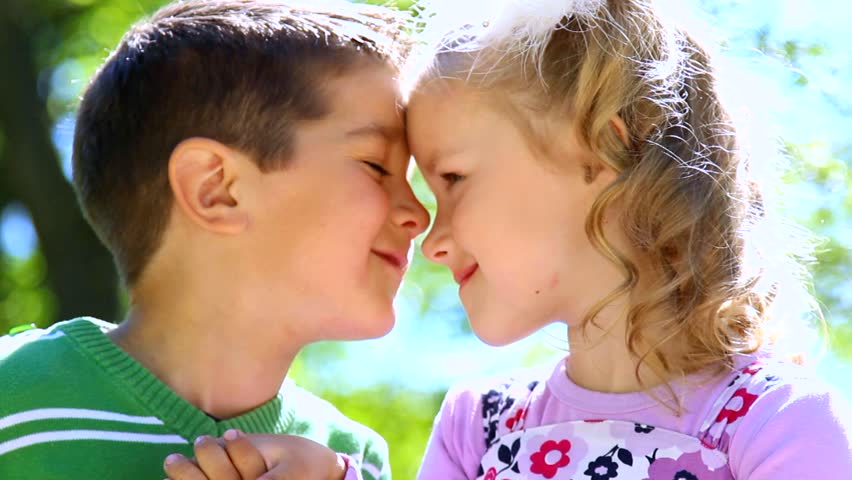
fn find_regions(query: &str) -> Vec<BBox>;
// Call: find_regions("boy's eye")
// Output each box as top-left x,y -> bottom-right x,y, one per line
441,172 -> 464,186
363,161 -> 390,177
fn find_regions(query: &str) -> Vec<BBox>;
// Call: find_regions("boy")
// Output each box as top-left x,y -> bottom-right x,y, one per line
0,1 -> 429,478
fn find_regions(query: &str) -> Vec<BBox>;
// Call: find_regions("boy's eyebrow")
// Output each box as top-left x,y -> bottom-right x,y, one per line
345,123 -> 405,142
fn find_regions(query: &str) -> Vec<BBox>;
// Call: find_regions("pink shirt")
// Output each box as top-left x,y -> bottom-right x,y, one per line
418,354 -> 852,479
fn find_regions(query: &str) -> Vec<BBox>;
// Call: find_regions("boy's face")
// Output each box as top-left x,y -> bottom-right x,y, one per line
241,64 -> 429,341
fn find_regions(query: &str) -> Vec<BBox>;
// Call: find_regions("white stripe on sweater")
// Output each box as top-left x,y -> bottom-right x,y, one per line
0,330 -> 64,356
0,429 -> 186,456
0,408 -> 163,430
346,453 -> 384,479
362,462 -> 384,479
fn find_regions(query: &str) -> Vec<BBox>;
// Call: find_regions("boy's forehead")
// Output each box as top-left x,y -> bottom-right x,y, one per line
320,65 -> 405,128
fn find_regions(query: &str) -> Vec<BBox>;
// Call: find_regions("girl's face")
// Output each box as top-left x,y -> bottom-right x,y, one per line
408,81 -> 625,346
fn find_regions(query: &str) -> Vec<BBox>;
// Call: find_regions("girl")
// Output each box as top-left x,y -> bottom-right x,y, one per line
166,0 -> 852,478
407,0 -> 852,478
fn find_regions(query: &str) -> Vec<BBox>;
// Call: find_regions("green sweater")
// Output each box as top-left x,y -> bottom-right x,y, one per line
0,318 -> 389,479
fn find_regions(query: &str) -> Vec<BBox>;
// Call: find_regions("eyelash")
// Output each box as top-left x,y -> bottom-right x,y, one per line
441,172 -> 465,187
363,161 -> 390,177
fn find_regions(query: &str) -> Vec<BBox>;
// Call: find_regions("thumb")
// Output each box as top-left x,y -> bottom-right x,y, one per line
256,455 -> 347,480
256,463 -> 293,480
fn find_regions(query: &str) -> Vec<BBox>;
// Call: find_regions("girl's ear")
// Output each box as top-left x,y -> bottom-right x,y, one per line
583,163 -> 603,184
580,115 -> 628,184
581,157 -> 618,187
610,115 -> 630,148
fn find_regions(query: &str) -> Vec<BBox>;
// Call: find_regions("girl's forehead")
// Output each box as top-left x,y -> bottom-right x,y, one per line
408,80 -> 497,126
411,76 -> 473,101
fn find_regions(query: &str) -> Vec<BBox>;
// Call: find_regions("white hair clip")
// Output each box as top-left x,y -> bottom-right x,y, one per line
413,0 -> 605,52
404,0 -> 606,90
480,0 -> 605,47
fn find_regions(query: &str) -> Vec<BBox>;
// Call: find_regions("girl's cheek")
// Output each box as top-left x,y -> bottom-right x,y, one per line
450,198 -> 475,243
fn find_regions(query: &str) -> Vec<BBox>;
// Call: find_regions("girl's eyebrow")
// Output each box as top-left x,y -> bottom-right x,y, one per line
420,147 -> 466,175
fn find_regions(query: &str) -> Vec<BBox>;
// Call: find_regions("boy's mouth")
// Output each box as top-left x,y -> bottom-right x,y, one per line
372,249 -> 408,273
453,264 -> 478,286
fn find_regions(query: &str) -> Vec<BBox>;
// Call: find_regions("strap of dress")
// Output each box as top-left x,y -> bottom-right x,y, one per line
697,361 -> 781,452
481,376 -> 542,448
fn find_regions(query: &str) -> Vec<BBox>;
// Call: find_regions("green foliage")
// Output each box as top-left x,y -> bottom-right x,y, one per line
0,253 -> 57,335
313,384 -> 445,480
781,131 -> 852,361
292,349 -> 446,478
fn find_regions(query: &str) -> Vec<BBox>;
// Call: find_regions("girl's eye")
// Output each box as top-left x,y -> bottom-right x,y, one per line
363,161 -> 390,177
441,172 -> 465,186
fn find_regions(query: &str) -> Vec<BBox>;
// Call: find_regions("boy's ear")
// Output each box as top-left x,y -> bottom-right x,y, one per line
168,138 -> 248,234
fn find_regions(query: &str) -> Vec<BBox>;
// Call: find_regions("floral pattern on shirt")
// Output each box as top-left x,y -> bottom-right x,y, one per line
518,422 -> 589,479
483,380 -> 540,449
643,451 -> 730,480
476,362 -> 774,480
478,420 -> 729,479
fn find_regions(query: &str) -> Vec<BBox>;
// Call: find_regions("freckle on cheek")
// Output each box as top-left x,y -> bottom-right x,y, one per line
534,274 -> 559,295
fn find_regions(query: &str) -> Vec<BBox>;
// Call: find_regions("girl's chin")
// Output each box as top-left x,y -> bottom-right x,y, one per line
469,323 -> 525,347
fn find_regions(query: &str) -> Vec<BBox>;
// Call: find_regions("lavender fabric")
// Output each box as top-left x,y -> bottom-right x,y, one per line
417,354 -> 852,479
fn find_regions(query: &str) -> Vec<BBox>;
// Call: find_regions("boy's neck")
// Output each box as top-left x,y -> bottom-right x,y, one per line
108,298 -> 301,420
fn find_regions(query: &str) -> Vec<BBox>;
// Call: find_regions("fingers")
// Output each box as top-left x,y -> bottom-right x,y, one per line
254,457 -> 346,480
163,453 -> 206,480
247,435 -> 347,480
222,429 -> 268,479
193,435 -> 241,480
256,463 -> 296,480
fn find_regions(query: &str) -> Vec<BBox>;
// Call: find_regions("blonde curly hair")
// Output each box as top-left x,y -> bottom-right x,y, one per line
409,0 -> 823,394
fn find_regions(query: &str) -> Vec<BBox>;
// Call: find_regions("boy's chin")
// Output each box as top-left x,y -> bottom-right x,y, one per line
331,308 -> 396,341
362,310 -> 396,339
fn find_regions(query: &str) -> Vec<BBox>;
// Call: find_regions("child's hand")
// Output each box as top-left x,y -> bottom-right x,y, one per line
164,429 -> 267,480
163,429 -> 347,480
243,433 -> 348,480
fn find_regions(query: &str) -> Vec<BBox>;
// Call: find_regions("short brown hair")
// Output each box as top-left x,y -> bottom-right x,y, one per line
73,0 -> 410,286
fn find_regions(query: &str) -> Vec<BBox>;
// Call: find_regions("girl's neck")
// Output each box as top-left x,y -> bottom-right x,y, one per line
565,339 -> 670,393
564,301 -> 682,394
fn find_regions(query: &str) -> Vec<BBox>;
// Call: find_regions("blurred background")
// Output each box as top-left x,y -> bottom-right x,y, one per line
1,0 -> 850,478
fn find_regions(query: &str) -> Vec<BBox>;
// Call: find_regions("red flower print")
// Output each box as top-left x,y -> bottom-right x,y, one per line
700,438 -> 716,450
743,363 -> 762,375
716,388 -> 759,424
529,439 -> 572,479
484,467 -> 498,480
506,408 -> 527,430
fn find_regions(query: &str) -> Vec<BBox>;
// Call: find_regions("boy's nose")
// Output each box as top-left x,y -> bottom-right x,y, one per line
392,191 -> 430,239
